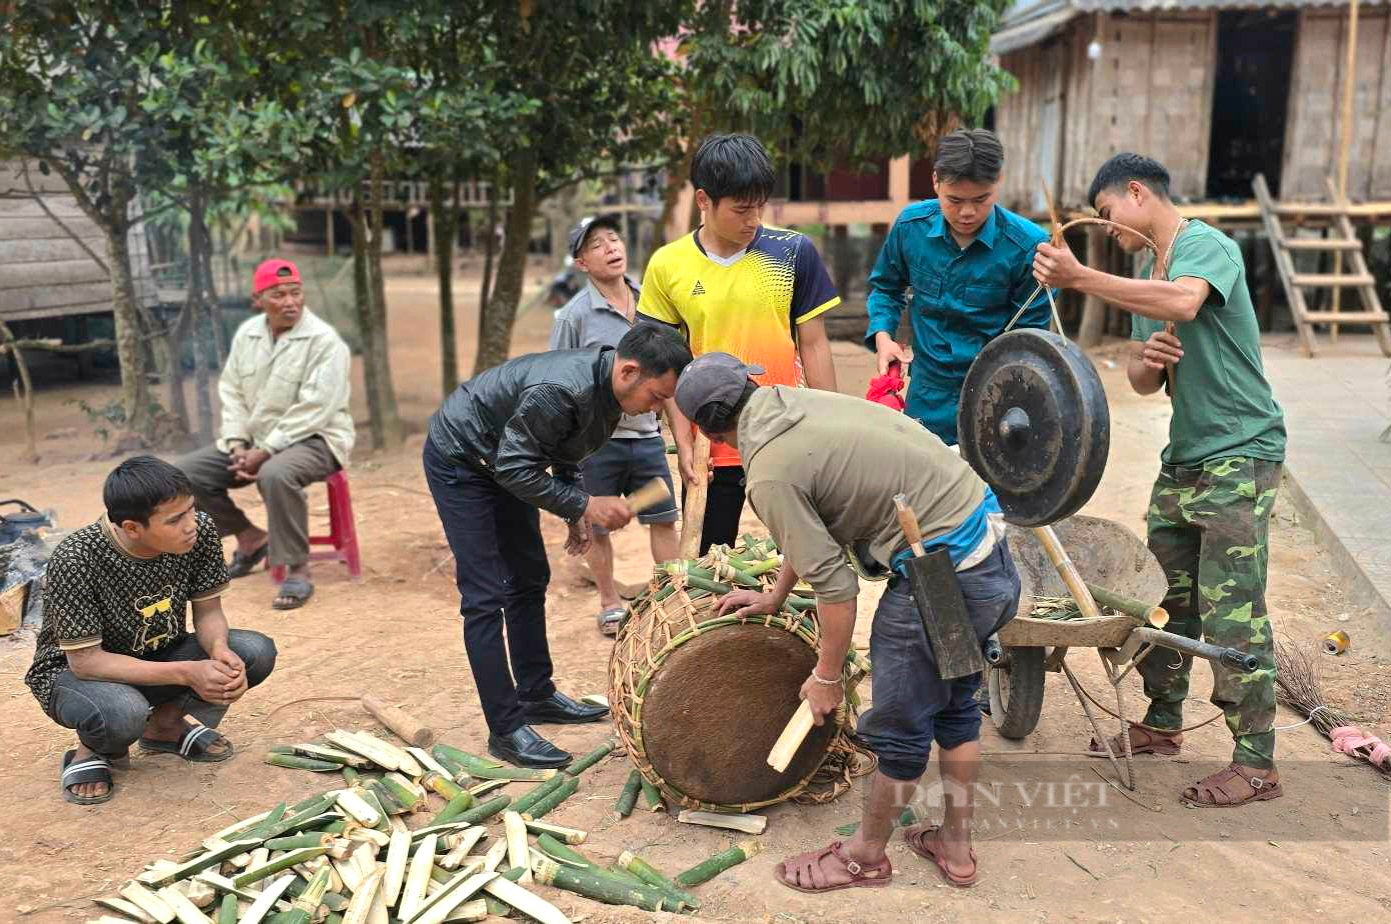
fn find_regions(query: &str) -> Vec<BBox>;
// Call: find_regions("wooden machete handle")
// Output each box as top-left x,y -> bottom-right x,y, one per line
892,493 -> 926,556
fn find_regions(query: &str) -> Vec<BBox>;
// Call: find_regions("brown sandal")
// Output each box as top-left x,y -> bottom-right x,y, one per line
1088,723 -> 1182,758
904,825 -> 977,887
1181,763 -> 1283,808
774,841 -> 892,893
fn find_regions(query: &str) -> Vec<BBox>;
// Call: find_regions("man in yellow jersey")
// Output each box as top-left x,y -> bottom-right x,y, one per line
638,133 -> 840,553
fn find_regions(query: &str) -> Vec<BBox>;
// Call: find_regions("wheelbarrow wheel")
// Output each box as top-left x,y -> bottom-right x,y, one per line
988,646 -> 1045,739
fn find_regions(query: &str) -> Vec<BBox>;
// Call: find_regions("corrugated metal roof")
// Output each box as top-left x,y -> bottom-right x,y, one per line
992,6 -> 1080,54
995,0 -> 1386,55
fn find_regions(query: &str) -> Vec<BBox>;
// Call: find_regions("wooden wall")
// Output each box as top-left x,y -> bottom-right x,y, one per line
999,12 -> 1217,211
0,159 -> 157,324
1284,9 -> 1391,200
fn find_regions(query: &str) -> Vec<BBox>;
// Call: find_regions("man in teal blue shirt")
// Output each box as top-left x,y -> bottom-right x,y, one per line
865,129 -> 1053,444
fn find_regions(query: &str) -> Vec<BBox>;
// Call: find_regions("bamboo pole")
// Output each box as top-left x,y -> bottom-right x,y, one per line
678,434 -> 711,560
1332,0 -> 1360,344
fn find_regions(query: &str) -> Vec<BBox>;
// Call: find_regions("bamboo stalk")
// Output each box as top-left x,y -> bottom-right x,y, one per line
422,772 -> 464,802
534,834 -> 593,869
564,741 -> 614,777
407,747 -> 453,780
438,828 -> 487,870
448,795 -> 510,826
521,775 -> 578,820
510,774 -> 566,816
264,750 -> 340,771
675,839 -> 762,886
523,819 -> 586,845
481,875 -> 571,924
325,730 -> 400,771
531,856 -> 676,913
155,887 -> 212,924
503,812 -> 531,883
431,791 -> 476,825
336,789 -> 383,828
281,866 -> 332,924
617,851 -> 698,909
399,834 -> 439,922
95,896 -> 155,923
431,744 -> 504,775
614,769 -> 641,818
638,776 -> 664,812
352,731 -> 424,777
405,871 -> 495,924
480,839 -> 509,874
383,828 -> 412,907
235,848 -> 331,888
238,875 -> 296,924
341,868 -> 384,924
676,810 -> 766,834
119,883 -> 176,924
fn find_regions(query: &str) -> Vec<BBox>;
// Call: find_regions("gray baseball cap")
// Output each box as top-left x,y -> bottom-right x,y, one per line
675,353 -> 765,431
566,213 -> 623,257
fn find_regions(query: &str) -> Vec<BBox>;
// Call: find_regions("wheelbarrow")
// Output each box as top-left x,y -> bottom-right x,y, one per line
989,515 -> 1258,790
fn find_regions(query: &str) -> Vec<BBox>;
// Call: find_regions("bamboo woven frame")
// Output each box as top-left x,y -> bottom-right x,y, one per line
608,536 -> 875,813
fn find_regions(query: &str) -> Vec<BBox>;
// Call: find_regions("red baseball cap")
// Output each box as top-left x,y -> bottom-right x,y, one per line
252,258 -> 302,294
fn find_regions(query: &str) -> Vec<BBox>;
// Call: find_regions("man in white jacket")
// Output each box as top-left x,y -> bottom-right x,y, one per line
176,259 -> 354,610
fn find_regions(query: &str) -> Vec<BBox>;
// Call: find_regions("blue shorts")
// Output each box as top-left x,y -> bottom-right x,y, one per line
580,437 -> 678,535
856,542 -> 1021,781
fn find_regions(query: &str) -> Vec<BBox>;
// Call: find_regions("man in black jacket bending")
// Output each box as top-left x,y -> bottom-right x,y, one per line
424,324 -> 691,767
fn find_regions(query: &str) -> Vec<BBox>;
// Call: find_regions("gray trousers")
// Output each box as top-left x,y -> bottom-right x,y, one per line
176,437 -> 339,568
46,630 -> 277,757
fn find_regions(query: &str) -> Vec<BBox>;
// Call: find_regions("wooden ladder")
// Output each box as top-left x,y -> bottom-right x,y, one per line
1253,173 -> 1391,357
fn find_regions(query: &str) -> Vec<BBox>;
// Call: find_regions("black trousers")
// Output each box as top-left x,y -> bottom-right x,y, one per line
423,435 -> 556,735
682,465 -> 747,555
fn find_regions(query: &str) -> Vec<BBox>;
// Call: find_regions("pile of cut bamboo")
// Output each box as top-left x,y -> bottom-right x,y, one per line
89,711 -> 759,923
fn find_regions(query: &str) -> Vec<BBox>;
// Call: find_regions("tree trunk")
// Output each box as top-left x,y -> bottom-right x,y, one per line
188,190 -> 216,442
431,174 -> 459,397
479,178 -> 499,314
166,293 -> 193,438
106,205 -> 152,438
474,149 -> 538,373
1076,227 -> 1107,348
350,193 -> 387,450
367,153 -> 404,446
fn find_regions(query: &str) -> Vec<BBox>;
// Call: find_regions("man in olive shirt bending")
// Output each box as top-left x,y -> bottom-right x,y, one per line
675,353 -> 1022,893
1032,153 -> 1287,808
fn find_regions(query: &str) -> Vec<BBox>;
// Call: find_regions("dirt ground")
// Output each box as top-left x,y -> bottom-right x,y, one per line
2,264 -> 1389,924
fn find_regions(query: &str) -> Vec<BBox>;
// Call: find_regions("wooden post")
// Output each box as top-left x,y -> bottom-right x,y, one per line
1077,226 -> 1107,347
1332,0 -> 1360,344
326,206 -> 335,257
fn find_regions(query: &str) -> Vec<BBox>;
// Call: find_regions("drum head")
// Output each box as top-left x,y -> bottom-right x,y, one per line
641,623 -> 838,806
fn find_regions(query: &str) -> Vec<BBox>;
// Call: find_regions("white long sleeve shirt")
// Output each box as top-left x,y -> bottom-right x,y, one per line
216,308 -> 354,466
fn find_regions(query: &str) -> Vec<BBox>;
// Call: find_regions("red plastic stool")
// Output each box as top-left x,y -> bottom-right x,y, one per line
269,471 -> 362,583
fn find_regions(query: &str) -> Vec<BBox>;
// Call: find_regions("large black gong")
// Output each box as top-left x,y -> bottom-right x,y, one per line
956,329 -> 1109,527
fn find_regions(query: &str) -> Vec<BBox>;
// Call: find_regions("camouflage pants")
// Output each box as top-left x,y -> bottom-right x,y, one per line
1140,456 -> 1281,769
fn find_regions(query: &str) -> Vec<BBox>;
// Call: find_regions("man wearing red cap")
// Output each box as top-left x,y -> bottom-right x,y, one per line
175,259 -> 354,609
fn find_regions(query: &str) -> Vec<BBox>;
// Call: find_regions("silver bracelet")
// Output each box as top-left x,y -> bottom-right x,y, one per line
810,669 -> 840,686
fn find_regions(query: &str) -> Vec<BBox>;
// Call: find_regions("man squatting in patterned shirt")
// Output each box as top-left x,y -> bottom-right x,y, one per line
25,457 -> 276,804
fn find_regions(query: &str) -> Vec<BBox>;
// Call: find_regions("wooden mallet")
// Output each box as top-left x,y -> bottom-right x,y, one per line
625,477 -> 673,516
361,694 -> 436,749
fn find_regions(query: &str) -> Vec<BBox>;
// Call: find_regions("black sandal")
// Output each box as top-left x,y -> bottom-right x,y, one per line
138,723 -> 233,762
61,749 -> 114,805
226,543 -> 269,579
273,577 -> 314,610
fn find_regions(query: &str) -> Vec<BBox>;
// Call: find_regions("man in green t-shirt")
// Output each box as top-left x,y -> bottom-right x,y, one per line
1031,153 -> 1287,808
